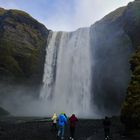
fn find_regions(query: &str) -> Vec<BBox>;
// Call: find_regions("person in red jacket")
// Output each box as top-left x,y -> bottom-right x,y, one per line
69,114 -> 78,140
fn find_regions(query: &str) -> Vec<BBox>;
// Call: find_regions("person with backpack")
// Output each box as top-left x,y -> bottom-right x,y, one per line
69,114 -> 78,140
57,112 -> 67,140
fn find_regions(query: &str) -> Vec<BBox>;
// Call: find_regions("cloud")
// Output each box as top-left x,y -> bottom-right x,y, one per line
0,0 -> 134,31
43,0 -> 133,31
73,0 -> 133,29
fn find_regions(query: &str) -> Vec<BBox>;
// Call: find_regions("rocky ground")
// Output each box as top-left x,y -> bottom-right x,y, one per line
0,116 -> 139,140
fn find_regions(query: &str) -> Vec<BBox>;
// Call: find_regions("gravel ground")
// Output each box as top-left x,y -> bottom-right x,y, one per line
0,116 -> 139,140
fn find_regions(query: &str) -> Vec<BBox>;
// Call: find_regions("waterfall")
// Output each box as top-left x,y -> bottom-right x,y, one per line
40,32 -> 58,99
40,28 -> 95,117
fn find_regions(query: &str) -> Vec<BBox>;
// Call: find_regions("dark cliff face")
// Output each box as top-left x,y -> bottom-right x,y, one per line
120,1 -> 140,129
90,0 -> 140,124
123,1 -> 140,48
91,0 -> 140,127
90,7 -> 133,114
0,8 -> 49,84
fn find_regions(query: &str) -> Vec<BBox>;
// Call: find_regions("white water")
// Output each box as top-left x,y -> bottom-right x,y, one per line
40,28 -> 95,117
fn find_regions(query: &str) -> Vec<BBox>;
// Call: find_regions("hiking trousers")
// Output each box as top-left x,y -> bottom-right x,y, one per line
58,125 -> 65,139
70,127 -> 75,138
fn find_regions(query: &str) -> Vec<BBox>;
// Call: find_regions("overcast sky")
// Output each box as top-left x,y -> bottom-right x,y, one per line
0,0 -> 133,31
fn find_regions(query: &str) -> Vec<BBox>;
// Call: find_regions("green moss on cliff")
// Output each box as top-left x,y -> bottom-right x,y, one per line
0,8 -> 49,84
121,49 -> 140,128
120,1 -> 140,130
0,8 -> 6,15
9,9 -> 32,18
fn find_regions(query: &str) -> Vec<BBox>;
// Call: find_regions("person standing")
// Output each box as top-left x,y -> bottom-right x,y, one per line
103,116 -> 111,140
57,112 -> 67,140
69,114 -> 78,140
51,113 -> 58,131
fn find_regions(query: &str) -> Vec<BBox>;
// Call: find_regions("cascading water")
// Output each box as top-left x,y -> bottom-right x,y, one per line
39,23 -> 132,118
40,28 -> 95,117
40,32 -> 58,99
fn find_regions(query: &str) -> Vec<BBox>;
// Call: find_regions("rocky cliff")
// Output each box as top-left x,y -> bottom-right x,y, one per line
89,0 -> 140,127
120,1 -> 140,129
99,0 -> 140,129
90,5 -> 132,114
0,8 -> 49,84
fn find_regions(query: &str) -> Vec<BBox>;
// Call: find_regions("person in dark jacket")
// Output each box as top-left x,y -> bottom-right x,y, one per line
69,114 -> 78,140
103,116 -> 111,140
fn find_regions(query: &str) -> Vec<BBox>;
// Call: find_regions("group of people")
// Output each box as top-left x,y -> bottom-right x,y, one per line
51,112 -> 78,140
51,113 -> 111,140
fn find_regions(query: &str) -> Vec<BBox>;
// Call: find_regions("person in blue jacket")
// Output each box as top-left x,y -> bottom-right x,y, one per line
57,112 -> 67,140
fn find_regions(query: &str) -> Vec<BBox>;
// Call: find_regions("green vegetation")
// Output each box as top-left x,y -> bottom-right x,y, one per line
0,8 -> 6,15
121,1 -> 140,130
121,49 -> 140,129
0,8 -> 49,84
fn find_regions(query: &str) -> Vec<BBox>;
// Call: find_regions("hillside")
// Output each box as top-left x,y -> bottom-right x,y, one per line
0,8 -> 49,84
